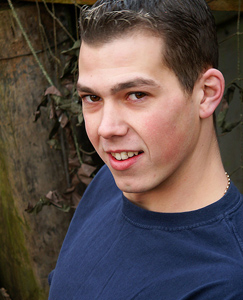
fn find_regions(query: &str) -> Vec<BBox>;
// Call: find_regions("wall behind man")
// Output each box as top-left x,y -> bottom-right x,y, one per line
214,11 -> 243,193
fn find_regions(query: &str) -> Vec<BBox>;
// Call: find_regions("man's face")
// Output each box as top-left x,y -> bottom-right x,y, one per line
78,32 -> 201,207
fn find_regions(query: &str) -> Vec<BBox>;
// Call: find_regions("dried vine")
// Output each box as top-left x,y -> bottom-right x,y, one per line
8,0 -> 103,213
7,0 -> 54,86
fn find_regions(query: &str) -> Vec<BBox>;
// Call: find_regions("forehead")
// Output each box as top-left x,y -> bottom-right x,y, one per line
77,31 -> 182,95
80,31 -> 165,66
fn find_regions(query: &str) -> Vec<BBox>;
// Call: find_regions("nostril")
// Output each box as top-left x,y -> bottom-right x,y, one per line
98,120 -> 128,139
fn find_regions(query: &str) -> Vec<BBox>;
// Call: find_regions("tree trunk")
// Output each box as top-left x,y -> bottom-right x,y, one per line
0,3 -> 73,299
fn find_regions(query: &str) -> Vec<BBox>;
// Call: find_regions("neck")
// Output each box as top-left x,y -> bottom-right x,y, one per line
124,121 -> 228,213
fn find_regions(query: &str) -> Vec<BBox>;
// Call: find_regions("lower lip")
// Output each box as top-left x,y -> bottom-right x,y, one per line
108,153 -> 143,171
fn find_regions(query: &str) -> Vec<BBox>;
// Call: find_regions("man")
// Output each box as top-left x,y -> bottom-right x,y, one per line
48,0 -> 243,299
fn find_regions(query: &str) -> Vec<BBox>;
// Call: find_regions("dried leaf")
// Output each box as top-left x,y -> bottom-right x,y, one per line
46,191 -> 54,200
217,84 -> 239,131
25,202 -> 35,213
0,287 -> 12,299
83,154 -> 94,165
25,197 -> 50,214
29,39 -> 101,214
78,175 -> 93,186
71,190 -> 82,208
221,120 -> 240,133
61,40 -> 81,56
225,85 -> 235,105
68,156 -> 80,168
59,113 -> 69,128
49,102 -> 56,120
77,113 -> 84,125
33,96 -> 48,122
61,59 -> 73,78
45,190 -> 62,204
56,204 -> 71,212
71,60 -> 78,74
47,139 -> 61,150
71,102 -> 82,115
71,174 -> 80,186
220,97 -> 229,111
26,195 -> 71,214
81,163 -> 97,177
65,83 -> 74,92
217,109 -> 227,128
65,186 -> 76,193
45,86 -> 62,97
50,94 -> 64,107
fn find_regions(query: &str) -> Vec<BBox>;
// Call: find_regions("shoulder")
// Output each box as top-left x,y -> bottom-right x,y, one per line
225,184 -> 243,254
133,267 -> 243,300
48,165 -> 120,289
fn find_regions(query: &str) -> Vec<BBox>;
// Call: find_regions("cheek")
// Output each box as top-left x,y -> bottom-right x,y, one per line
143,112 -> 178,142
143,113 -> 190,161
84,115 -> 99,147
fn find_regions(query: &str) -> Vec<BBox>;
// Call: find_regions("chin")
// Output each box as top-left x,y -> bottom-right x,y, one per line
115,180 -> 150,194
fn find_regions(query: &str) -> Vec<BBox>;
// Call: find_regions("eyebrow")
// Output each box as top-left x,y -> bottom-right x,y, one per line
110,78 -> 160,94
77,77 -> 160,95
76,83 -> 95,94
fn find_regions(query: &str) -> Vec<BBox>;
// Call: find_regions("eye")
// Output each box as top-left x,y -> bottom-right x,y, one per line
128,92 -> 147,101
82,95 -> 101,103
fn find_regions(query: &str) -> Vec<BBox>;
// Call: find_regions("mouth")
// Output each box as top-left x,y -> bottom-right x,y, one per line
110,151 -> 143,161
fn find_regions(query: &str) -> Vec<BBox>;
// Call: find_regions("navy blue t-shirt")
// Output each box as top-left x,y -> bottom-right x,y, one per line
48,165 -> 243,299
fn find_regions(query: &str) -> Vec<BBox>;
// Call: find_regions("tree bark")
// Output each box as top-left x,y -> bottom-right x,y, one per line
0,3 -> 73,299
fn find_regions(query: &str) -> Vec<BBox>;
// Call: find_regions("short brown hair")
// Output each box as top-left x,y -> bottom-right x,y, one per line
80,0 -> 218,94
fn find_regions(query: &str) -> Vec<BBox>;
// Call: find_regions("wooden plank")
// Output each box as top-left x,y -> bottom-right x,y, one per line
207,0 -> 242,11
23,0 -> 97,4
20,0 -> 243,11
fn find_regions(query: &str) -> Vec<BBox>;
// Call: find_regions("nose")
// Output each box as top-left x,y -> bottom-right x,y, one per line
98,102 -> 128,139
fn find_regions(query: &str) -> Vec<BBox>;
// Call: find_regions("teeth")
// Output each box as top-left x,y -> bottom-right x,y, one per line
128,151 -> 138,157
121,152 -> 128,160
114,153 -> 122,160
111,151 -> 140,161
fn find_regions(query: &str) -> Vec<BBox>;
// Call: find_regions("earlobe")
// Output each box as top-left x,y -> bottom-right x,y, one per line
199,68 -> 225,119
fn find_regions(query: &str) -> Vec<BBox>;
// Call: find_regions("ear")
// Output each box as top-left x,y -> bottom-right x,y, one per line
199,68 -> 225,119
